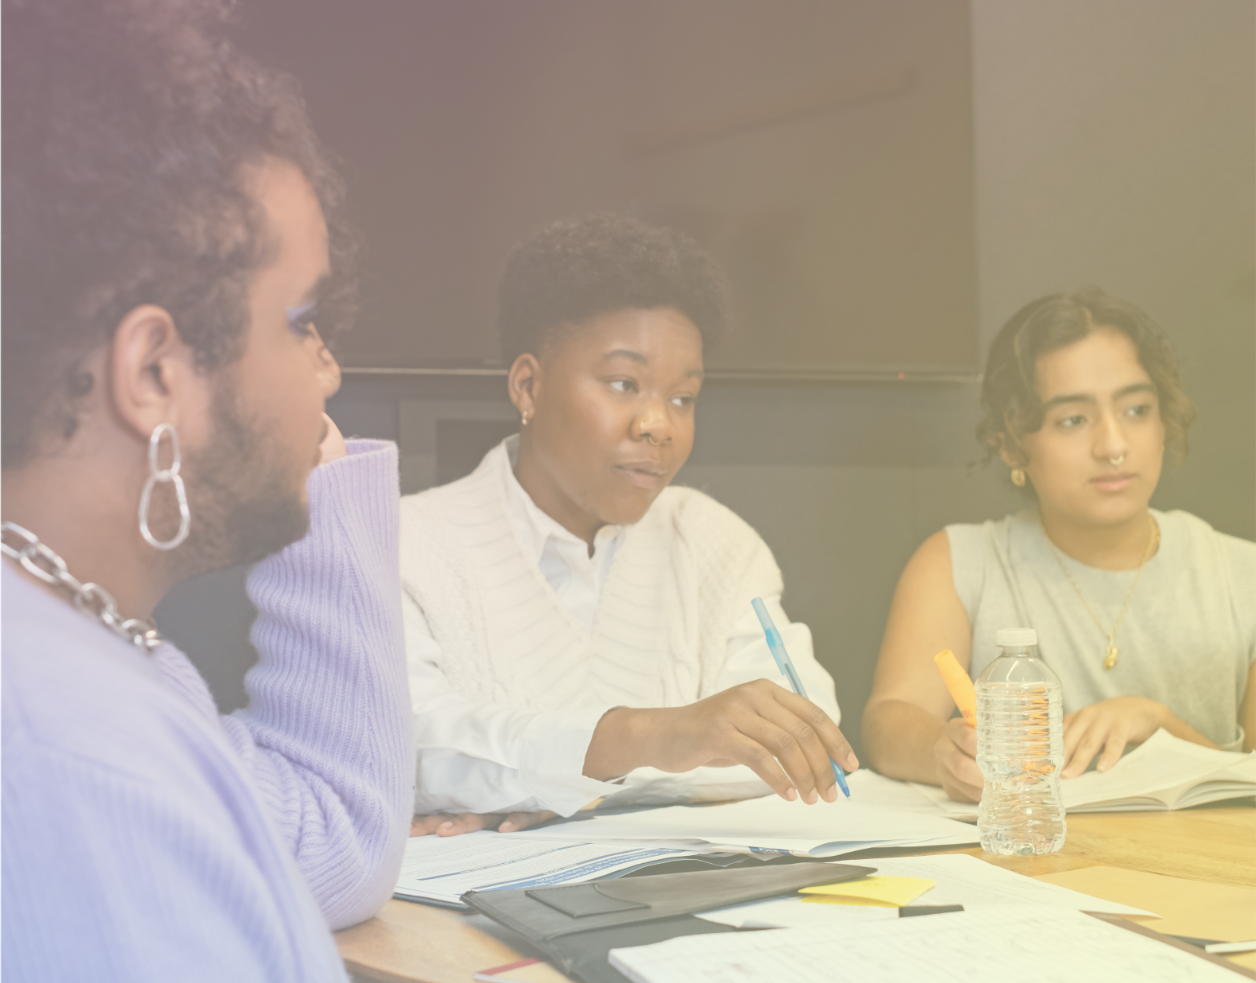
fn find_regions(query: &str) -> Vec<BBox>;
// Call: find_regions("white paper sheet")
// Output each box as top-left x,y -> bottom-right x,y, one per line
394,831 -> 697,906
696,852 -> 1153,928
611,908 -> 1236,983
596,765 -> 773,809
696,896 -> 902,928
841,768 -> 972,817
860,853 -> 1154,913
509,792 -> 979,856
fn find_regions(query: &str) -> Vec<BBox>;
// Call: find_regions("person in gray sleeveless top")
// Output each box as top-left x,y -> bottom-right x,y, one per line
863,287 -> 1256,803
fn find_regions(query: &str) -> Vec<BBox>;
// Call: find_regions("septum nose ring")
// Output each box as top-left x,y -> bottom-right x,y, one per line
1109,455 -> 1125,466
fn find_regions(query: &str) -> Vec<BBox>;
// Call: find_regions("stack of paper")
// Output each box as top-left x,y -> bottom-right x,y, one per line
507,792 -> 979,856
394,831 -> 702,907
608,907 -> 1239,983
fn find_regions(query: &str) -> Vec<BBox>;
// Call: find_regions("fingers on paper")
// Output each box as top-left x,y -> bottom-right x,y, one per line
497,810 -> 558,833
1063,711 -> 1127,778
409,813 -> 483,837
409,813 -> 477,833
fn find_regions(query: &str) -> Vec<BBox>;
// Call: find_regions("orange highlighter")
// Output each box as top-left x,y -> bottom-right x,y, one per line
933,649 -> 977,728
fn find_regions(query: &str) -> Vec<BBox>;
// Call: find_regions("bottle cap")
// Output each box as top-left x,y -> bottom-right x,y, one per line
996,627 -> 1037,647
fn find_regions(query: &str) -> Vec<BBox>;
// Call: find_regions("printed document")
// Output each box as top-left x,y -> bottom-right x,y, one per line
509,791 -> 979,856
610,907 -> 1237,983
395,831 -> 697,907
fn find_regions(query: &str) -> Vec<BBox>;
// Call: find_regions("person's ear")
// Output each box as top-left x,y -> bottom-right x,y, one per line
995,433 -> 1027,470
107,304 -> 202,441
507,353 -> 541,425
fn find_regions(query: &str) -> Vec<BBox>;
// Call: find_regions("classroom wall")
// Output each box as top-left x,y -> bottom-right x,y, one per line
157,1 -> 1254,772
969,0 -> 1255,538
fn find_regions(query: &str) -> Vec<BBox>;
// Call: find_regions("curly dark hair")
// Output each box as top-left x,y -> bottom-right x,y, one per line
497,213 -> 730,364
2,0 -> 358,468
977,286 -> 1196,470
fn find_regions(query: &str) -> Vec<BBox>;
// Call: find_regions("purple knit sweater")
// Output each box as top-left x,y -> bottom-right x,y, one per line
2,440 -> 413,982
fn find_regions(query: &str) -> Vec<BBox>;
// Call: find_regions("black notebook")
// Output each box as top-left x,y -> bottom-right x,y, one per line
463,861 -> 876,983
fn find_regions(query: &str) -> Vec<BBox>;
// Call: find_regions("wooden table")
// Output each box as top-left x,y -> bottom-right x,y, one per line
336,805 -> 1256,982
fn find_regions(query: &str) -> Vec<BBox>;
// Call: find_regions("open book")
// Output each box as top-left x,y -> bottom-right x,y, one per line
912,728 -> 1256,820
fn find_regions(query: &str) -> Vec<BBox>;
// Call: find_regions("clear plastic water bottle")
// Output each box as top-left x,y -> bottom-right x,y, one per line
976,628 -> 1066,855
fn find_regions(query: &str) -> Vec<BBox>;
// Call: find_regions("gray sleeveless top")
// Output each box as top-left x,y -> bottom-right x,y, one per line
947,509 -> 1255,750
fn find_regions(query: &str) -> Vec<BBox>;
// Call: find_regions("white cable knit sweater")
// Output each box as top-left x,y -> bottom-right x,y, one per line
401,439 -> 839,815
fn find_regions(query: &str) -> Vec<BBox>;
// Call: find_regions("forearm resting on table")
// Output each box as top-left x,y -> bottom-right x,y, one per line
862,699 -> 949,784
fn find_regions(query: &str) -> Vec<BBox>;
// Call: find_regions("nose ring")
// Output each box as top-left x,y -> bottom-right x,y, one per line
1109,455 -> 1125,466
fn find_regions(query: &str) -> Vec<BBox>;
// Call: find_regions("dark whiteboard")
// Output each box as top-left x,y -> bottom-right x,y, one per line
236,0 -> 978,377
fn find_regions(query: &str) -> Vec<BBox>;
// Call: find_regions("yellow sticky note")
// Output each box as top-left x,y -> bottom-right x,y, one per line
799,876 -> 935,907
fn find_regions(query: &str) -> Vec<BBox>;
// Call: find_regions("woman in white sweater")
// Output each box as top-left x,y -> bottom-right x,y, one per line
403,215 -> 854,835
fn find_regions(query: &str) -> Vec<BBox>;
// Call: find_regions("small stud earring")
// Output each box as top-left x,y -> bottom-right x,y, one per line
521,411 -> 529,426
1010,467 -> 1027,487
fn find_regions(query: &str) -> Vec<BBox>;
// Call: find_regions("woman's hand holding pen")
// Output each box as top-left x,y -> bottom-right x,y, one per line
583,679 -> 859,805
933,716 -> 983,803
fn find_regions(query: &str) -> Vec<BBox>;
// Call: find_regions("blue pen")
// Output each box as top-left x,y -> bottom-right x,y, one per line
751,596 -> 851,798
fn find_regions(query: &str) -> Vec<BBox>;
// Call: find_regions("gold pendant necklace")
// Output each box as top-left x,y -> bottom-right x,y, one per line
1043,514 -> 1159,671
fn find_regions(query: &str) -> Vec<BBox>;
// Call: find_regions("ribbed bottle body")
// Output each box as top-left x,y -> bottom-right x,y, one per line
975,638 -> 1066,856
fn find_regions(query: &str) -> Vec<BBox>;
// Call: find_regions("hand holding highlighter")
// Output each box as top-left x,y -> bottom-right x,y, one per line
933,649 -> 978,728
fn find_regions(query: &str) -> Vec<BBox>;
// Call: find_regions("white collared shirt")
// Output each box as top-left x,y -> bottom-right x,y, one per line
404,440 -> 840,818
503,456 -> 622,633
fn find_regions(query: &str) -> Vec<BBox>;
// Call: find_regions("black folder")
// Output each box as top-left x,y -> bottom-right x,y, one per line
463,861 -> 876,983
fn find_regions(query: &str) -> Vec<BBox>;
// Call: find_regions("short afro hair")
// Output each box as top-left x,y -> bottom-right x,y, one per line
496,213 -> 730,364
2,0 -> 357,468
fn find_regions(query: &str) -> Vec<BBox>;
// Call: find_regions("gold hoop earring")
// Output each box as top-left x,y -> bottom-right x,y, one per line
1010,468 -> 1027,487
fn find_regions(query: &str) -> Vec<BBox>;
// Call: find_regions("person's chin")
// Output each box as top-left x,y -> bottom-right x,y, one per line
601,489 -> 663,527
1075,491 -> 1150,528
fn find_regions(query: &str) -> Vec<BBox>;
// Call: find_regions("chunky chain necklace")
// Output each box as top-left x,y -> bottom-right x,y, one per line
1042,513 -> 1159,670
1,521 -> 163,652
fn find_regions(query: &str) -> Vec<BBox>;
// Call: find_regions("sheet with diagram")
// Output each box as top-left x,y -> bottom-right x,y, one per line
609,907 -> 1238,983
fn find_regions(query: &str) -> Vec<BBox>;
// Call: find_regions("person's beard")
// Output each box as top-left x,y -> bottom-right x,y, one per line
155,375 -> 313,579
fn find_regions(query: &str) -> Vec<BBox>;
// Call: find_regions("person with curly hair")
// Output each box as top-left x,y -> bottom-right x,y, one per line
402,214 -> 855,836
863,287 -> 1256,803
2,0 -> 412,978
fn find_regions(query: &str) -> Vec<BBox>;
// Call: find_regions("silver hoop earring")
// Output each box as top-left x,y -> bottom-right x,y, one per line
138,422 -> 191,551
